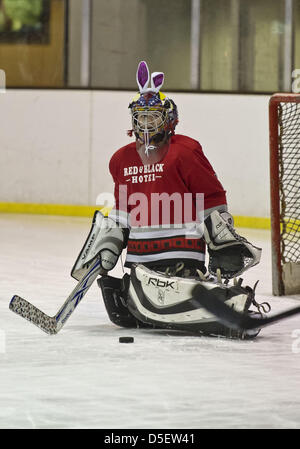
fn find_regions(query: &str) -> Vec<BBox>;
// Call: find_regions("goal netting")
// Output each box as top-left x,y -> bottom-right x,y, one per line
269,93 -> 300,296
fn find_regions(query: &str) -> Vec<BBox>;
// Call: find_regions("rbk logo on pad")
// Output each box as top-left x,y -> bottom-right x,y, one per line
148,277 -> 175,289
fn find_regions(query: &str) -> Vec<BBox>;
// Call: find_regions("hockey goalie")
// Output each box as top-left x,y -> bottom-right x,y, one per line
72,61 -> 268,339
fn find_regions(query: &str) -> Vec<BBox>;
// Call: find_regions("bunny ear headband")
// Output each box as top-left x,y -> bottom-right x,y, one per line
136,61 -> 164,94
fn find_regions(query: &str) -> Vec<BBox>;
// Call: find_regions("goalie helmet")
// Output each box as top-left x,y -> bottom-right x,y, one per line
128,61 -> 178,156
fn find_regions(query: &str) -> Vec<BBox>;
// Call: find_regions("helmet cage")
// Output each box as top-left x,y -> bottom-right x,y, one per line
131,106 -> 167,144
128,90 -> 178,155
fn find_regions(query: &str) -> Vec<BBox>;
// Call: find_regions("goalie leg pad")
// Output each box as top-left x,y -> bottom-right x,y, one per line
98,274 -> 155,329
126,264 -> 260,339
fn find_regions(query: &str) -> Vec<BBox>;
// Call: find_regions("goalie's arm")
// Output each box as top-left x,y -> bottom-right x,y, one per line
203,210 -> 261,279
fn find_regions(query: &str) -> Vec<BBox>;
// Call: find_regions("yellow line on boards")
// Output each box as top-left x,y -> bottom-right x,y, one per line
0,202 -> 271,229
233,216 -> 270,230
0,202 -> 102,217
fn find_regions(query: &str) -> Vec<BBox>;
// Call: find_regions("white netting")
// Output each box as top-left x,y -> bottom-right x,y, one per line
278,101 -> 300,264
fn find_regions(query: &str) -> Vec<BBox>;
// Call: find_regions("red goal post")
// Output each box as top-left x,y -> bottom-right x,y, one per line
269,93 -> 300,296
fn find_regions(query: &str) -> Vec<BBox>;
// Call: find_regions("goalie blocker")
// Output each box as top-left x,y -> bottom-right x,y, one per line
71,210 -> 127,280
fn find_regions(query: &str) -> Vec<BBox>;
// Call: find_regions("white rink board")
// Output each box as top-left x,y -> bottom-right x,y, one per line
0,89 -> 270,217
0,90 -> 91,205
0,213 -> 300,429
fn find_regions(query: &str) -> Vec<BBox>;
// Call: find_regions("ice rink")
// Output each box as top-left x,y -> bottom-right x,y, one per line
0,213 -> 300,429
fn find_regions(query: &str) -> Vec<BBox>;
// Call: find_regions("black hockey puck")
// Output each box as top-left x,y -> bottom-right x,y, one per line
119,336 -> 134,343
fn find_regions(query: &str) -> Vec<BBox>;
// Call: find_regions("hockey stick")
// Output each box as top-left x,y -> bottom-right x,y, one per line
192,284 -> 300,331
9,258 -> 101,335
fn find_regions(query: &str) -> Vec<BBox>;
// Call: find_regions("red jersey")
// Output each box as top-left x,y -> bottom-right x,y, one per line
109,134 -> 227,268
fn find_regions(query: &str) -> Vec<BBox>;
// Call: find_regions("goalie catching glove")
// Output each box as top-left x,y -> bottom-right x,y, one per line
71,210 -> 126,280
203,210 -> 261,279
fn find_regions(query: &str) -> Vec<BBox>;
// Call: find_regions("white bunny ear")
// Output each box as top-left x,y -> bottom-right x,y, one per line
151,72 -> 164,92
136,61 -> 150,93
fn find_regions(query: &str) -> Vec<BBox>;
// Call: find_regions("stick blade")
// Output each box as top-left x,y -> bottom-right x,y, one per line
9,295 -> 58,335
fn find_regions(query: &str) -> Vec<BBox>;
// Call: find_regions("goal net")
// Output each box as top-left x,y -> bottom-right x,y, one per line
269,93 -> 300,295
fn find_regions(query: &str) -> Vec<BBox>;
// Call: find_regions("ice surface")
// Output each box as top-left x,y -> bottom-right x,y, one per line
0,213 -> 300,429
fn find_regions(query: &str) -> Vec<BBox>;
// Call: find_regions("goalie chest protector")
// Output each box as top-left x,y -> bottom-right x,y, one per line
109,134 -> 227,267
